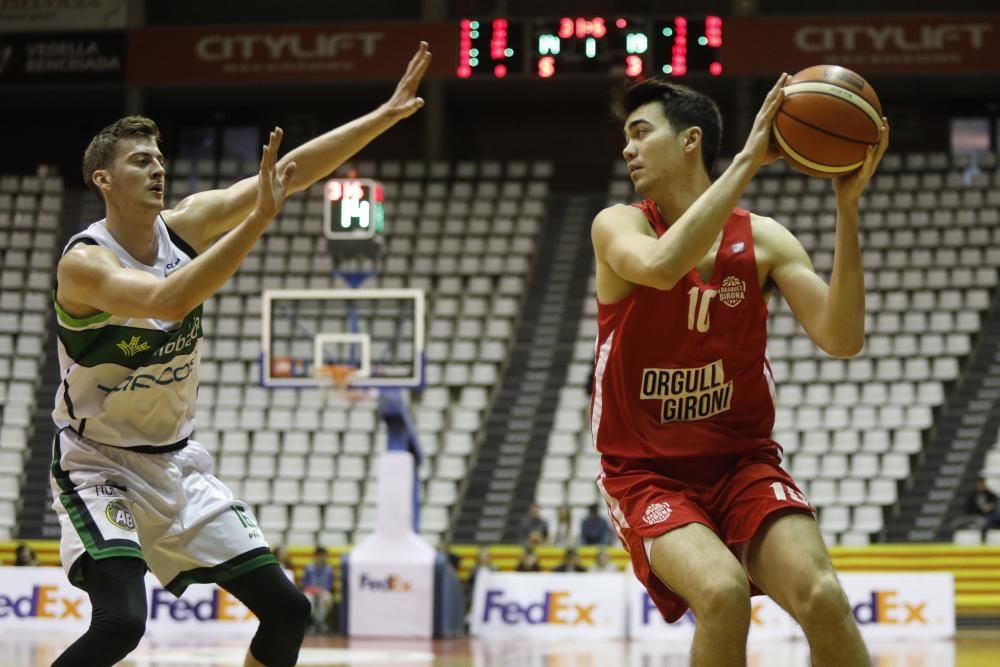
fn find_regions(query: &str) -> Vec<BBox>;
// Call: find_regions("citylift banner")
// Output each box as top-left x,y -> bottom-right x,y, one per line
127,22 -> 458,84
723,14 -> 1000,75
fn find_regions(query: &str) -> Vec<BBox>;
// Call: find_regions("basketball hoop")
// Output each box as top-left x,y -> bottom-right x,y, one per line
315,363 -> 371,404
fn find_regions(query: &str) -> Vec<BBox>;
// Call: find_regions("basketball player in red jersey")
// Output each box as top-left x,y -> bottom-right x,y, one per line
591,74 -> 889,666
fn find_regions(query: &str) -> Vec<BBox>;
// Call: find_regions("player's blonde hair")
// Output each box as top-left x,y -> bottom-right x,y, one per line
82,115 -> 161,201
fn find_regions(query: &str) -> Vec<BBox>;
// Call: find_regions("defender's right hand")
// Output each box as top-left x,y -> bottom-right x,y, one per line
739,73 -> 788,170
254,127 -> 297,221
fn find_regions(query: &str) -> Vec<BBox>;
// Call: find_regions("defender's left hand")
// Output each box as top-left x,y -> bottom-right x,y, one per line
381,41 -> 432,121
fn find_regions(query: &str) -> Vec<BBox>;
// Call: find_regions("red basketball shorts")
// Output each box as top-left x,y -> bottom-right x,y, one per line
597,445 -> 814,623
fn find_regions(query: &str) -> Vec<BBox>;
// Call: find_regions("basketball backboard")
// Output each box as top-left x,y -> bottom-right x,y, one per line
260,288 -> 424,389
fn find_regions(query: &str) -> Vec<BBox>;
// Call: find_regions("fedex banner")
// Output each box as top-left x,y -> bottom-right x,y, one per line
628,577 -> 798,642
471,571 -> 954,640
470,572 -> 627,639
346,452 -> 436,638
0,567 -> 258,637
838,573 -> 955,640
347,560 -> 434,638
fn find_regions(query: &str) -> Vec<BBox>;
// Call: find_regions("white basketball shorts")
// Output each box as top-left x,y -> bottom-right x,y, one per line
50,427 -> 274,595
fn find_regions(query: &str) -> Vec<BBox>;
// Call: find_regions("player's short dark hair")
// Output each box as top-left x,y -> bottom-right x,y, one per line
82,115 -> 161,201
613,78 -> 723,175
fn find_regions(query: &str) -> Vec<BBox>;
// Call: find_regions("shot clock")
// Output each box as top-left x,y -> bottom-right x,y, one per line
323,178 -> 384,241
323,178 -> 385,259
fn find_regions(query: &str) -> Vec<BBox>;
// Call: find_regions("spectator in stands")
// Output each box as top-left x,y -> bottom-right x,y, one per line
552,505 -> 575,546
300,546 -> 335,634
526,529 -> 546,548
516,546 -> 542,572
964,477 -> 1000,533
520,502 -> 549,543
590,548 -> 620,572
580,503 -> 611,545
14,542 -> 38,566
467,546 -> 496,594
271,544 -> 295,572
553,546 -> 587,572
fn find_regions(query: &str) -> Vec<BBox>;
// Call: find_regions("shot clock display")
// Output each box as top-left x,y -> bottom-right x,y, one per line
457,15 -> 723,79
323,178 -> 384,241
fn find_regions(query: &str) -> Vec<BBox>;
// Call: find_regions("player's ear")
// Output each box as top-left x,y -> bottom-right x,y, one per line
684,127 -> 702,154
92,170 -> 111,193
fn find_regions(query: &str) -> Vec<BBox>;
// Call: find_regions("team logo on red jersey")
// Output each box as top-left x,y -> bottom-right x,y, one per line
640,360 -> 734,422
719,276 -> 746,307
643,502 -> 672,525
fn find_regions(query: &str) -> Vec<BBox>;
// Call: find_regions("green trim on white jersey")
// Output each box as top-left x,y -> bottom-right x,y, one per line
52,215 -> 203,448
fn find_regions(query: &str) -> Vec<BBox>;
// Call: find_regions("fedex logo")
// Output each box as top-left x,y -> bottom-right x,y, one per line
853,590 -> 927,625
0,586 -> 85,619
150,588 -> 254,622
359,574 -> 412,592
641,594 -> 775,626
482,589 -> 595,625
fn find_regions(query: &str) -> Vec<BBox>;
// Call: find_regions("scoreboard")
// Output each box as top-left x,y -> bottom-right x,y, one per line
457,16 -> 724,80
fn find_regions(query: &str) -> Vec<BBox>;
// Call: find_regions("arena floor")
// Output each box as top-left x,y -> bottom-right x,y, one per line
5,630 -> 1000,666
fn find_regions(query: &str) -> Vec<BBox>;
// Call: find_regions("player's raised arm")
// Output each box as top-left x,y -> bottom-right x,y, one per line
650,75 -> 786,287
58,129 -> 296,323
769,119 -> 889,358
601,74 -> 786,292
164,41 -> 432,253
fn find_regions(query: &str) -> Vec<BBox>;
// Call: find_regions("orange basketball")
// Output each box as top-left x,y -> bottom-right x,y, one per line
773,65 -> 883,179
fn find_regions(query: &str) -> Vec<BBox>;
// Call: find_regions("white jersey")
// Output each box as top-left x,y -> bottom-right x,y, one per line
52,215 -> 202,448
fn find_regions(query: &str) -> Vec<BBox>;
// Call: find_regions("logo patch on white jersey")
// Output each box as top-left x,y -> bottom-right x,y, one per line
719,276 -> 746,308
643,502 -> 672,525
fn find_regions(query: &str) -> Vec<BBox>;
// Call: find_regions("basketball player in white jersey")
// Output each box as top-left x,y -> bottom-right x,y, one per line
50,42 -> 431,667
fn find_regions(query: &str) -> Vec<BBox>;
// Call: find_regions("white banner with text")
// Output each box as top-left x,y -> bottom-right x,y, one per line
470,571 -> 954,640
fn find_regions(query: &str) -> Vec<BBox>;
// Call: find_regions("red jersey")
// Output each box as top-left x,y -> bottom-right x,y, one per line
591,201 -> 777,461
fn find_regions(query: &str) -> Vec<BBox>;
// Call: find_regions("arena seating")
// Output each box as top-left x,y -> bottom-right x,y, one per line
169,158 -> 551,547
0,169 -> 63,540
542,151 -> 998,546
6,149 -> 999,549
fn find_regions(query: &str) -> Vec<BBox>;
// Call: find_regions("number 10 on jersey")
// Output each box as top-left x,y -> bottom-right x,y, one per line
687,287 -> 717,333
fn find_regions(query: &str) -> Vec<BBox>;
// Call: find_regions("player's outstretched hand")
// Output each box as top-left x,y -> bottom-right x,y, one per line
254,127 -> 297,221
381,41 -> 432,121
741,73 -> 787,170
833,116 -> 890,204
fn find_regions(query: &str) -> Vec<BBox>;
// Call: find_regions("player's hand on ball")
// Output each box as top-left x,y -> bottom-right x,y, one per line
740,73 -> 787,170
254,127 -> 297,220
833,116 -> 890,204
382,41 -> 432,121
